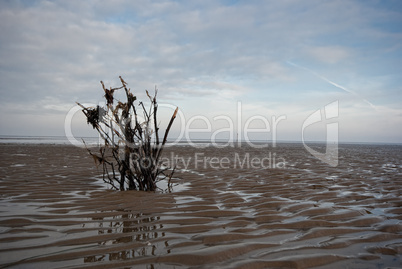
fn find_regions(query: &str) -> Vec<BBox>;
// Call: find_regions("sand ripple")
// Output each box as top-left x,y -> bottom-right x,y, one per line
0,143 -> 401,268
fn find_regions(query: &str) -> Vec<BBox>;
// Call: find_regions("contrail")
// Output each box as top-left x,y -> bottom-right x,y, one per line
286,61 -> 377,110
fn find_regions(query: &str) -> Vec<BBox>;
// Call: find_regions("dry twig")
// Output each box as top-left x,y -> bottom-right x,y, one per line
77,77 -> 178,191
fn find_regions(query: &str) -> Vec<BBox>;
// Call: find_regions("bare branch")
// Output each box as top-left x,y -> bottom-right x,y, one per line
78,77 -> 178,191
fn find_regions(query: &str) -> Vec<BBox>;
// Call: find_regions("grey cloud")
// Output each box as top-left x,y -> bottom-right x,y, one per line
0,0 -> 401,139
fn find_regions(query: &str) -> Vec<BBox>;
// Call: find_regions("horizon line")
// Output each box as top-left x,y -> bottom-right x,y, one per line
0,134 -> 401,146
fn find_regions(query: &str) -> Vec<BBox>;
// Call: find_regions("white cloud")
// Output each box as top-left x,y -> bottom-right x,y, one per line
0,0 -> 401,142
305,46 -> 350,64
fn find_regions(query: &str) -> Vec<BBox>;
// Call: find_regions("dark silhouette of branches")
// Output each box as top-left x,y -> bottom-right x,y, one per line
77,77 -> 178,191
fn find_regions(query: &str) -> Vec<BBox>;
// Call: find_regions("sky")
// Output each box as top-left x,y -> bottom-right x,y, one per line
0,0 -> 401,143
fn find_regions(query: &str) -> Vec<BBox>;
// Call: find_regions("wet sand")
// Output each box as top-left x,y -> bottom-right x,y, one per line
0,143 -> 401,268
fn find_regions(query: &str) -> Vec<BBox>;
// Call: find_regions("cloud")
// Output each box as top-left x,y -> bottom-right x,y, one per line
0,0 -> 401,142
286,61 -> 380,111
305,46 -> 350,64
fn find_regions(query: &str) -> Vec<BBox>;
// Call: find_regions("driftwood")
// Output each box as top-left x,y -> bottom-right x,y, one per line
77,77 -> 178,191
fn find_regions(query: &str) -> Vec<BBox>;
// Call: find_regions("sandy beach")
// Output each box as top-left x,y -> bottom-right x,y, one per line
0,143 -> 401,268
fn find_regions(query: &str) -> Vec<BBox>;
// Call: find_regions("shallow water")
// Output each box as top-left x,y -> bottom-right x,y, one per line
0,143 -> 401,268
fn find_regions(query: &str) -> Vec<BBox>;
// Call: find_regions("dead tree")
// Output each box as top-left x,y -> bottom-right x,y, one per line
77,77 -> 178,191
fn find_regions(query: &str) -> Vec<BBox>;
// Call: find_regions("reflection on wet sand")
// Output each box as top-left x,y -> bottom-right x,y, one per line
0,143 -> 401,268
84,212 -> 164,264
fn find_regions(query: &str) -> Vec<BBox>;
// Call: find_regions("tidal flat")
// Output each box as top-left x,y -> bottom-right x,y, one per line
0,143 -> 401,268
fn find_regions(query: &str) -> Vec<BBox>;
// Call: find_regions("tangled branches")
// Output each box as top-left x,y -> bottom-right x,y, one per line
77,77 -> 178,191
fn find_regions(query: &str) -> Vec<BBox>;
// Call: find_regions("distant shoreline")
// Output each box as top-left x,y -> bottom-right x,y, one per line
0,135 -> 401,146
